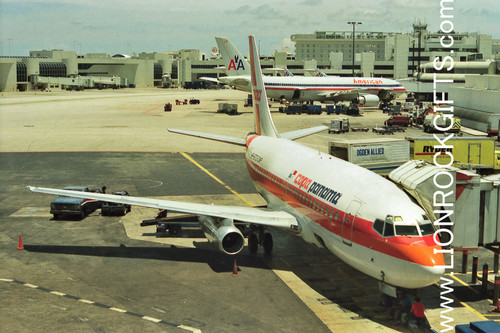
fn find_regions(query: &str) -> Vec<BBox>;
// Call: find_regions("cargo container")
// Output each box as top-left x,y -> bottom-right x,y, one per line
329,138 -> 409,174
407,136 -> 500,171
306,105 -> 322,114
285,105 -> 303,114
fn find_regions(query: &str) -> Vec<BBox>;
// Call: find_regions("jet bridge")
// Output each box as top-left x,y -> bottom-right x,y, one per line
389,160 -> 500,248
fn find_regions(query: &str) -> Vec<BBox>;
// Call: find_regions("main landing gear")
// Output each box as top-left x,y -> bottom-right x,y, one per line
247,226 -> 273,255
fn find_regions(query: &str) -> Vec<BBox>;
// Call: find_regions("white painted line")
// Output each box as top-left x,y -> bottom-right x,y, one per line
78,299 -> 95,304
110,307 -> 127,313
0,278 -> 14,282
142,316 -> 162,323
50,291 -> 66,296
178,325 -> 202,333
24,283 -> 39,289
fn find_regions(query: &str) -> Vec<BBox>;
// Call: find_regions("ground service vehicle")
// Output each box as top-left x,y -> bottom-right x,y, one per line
407,136 -> 500,172
101,191 -> 131,216
329,138 -> 409,175
384,115 -> 411,127
328,118 -> 349,134
50,186 -> 102,219
423,113 -> 461,133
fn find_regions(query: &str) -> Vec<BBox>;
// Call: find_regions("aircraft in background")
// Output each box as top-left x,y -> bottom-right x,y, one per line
30,35 -> 443,294
207,36 -> 406,107
304,68 -> 329,77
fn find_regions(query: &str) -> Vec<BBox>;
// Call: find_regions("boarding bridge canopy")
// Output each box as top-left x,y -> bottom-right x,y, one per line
390,160 -> 500,248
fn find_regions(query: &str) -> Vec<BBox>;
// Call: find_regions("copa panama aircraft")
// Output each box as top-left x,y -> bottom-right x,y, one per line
29,35 -> 444,292
208,36 -> 406,107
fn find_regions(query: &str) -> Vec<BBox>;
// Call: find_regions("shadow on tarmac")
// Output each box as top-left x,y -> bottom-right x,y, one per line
23,243 -> 268,273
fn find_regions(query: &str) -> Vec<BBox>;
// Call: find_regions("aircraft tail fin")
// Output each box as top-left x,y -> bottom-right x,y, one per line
248,35 -> 279,138
216,37 -> 251,76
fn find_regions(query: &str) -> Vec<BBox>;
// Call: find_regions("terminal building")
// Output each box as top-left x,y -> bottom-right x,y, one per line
0,24 -> 499,92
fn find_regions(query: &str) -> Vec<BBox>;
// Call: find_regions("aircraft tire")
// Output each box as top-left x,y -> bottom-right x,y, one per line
248,233 -> 258,254
263,233 -> 273,255
169,224 -> 181,237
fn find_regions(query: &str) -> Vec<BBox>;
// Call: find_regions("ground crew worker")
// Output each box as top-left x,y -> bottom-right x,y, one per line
404,297 -> 430,328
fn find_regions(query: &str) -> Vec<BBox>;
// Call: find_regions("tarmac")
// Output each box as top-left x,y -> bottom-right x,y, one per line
0,87 -> 496,332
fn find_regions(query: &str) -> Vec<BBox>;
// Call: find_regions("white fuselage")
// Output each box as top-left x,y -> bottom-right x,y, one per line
220,75 -> 406,102
245,135 -> 444,289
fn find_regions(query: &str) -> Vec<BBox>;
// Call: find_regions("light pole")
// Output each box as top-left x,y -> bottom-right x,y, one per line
347,21 -> 362,76
8,38 -> 12,56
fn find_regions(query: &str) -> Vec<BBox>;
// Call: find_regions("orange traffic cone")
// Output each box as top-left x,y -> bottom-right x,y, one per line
232,259 -> 239,277
17,235 -> 24,250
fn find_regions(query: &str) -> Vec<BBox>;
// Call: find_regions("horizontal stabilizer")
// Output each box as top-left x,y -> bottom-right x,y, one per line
281,125 -> 328,141
167,128 -> 246,146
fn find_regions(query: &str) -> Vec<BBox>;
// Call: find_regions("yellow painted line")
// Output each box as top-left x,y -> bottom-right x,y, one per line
459,301 -> 488,320
445,274 -> 488,320
446,273 -> 480,294
180,152 -> 254,207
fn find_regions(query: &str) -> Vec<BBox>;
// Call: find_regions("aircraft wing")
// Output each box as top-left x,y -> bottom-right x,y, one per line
199,77 -> 220,84
218,76 -> 250,89
281,125 -> 328,140
318,89 -> 360,101
167,128 -> 246,146
28,186 -> 299,230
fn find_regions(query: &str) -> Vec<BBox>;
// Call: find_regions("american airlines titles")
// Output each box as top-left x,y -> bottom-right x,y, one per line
353,79 -> 383,85
293,173 -> 342,205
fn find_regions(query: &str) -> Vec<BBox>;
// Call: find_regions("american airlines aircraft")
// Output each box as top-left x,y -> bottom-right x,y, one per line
29,35 -> 443,293
209,36 -> 406,107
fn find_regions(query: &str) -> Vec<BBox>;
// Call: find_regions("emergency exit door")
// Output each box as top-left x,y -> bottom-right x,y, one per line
342,200 -> 362,245
468,143 -> 481,165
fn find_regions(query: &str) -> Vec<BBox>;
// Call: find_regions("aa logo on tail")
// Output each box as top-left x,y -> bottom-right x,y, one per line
228,55 -> 245,71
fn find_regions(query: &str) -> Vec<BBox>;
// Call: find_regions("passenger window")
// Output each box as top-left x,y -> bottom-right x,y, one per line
334,211 -> 339,221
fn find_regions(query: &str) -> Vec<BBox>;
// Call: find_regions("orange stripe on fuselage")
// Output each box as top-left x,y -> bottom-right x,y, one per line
245,158 -> 443,268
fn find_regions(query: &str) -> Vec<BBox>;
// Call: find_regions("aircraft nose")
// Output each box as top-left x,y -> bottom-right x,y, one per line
407,249 -> 446,288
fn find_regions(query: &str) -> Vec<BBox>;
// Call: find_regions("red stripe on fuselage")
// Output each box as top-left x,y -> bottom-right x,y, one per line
245,158 -> 443,268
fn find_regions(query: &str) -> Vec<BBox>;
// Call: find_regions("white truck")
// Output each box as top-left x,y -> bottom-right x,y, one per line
329,138 -> 410,175
422,113 -> 461,133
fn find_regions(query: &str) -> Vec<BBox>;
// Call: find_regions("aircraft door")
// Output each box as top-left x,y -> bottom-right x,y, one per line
342,200 -> 362,245
468,143 -> 481,165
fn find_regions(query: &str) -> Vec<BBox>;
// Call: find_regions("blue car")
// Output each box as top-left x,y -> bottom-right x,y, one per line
50,186 -> 102,219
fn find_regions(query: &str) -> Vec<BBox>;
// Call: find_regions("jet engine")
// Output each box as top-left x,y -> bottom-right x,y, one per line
198,216 -> 245,255
357,95 -> 379,107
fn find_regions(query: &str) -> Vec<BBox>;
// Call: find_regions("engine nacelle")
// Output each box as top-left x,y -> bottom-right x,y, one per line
357,94 -> 380,107
198,216 -> 245,255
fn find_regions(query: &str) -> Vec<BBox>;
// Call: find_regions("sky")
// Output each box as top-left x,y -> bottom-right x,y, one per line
0,0 -> 499,57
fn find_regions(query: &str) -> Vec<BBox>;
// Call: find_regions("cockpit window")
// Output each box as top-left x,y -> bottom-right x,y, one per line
373,218 -> 394,237
383,220 -> 394,237
395,225 -> 419,236
420,222 -> 435,235
373,219 -> 384,235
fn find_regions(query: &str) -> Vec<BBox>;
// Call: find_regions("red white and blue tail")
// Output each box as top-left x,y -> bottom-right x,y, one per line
248,35 -> 279,138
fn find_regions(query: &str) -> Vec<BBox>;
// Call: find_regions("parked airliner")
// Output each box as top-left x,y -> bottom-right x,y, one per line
29,35 -> 443,293
206,37 -> 406,107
